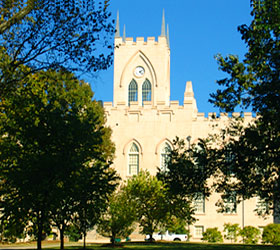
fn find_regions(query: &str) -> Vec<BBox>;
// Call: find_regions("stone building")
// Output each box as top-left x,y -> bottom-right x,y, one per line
103,12 -> 272,241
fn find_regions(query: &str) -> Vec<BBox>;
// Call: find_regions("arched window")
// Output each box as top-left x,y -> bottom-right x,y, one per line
160,142 -> 171,172
128,143 -> 139,175
142,79 -> 152,103
128,79 -> 138,105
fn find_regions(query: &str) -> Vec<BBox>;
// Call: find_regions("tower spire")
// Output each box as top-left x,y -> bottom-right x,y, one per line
123,24 -> 126,41
167,24 -> 170,48
160,9 -> 166,37
115,10 -> 120,37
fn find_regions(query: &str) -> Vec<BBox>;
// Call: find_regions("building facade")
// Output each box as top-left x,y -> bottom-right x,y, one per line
103,12 -> 273,241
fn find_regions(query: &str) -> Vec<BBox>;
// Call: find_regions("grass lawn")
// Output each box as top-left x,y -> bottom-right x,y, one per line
1,242 -> 280,250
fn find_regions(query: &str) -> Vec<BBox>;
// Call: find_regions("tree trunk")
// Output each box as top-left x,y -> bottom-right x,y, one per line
59,227 -> 65,250
149,233 -> 153,242
83,231 -> 86,249
37,217 -> 43,250
111,233 -> 116,246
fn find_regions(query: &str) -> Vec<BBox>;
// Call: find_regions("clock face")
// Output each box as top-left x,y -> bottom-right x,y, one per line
134,66 -> 145,77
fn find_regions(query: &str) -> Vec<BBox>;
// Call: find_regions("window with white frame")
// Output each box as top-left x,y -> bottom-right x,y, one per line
256,196 -> 270,215
194,193 -> 205,214
224,192 -> 237,214
194,225 -> 204,238
160,142 -> 171,172
128,143 -> 139,175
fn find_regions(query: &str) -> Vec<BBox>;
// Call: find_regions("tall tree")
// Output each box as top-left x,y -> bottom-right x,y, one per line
71,161 -> 119,250
0,67 -> 117,250
157,137 -> 215,229
97,189 -> 136,245
208,0 -> 280,218
0,0 -> 114,94
124,171 -> 174,242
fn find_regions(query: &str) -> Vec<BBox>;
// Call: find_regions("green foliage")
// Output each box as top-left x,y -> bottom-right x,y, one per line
202,227 -> 223,243
157,137 -> 214,199
0,219 -> 26,243
166,217 -> 188,235
0,67 -> 118,249
157,137 -> 214,228
0,0 -> 114,79
210,0 -> 280,114
239,226 -> 260,244
124,171 -> 170,241
223,223 -> 240,243
262,224 -> 280,245
97,189 -> 136,245
65,225 -> 81,242
204,0 -> 280,217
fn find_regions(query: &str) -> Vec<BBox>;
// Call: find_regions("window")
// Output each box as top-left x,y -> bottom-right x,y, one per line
256,197 -> 270,215
225,149 -> 235,176
160,142 -> 171,172
128,143 -> 139,175
194,193 -> 205,214
142,79 -> 151,103
224,192 -> 237,214
128,79 -> 138,105
194,226 -> 204,238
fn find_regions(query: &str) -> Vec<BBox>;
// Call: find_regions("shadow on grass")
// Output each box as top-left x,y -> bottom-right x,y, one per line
66,242 -> 280,250
1,242 -> 280,250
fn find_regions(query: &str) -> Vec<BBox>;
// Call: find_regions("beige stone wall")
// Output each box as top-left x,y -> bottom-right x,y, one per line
103,34 -> 273,242
114,36 -> 170,107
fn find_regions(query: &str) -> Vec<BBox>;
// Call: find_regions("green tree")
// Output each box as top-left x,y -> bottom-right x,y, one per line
202,227 -> 223,243
239,226 -> 260,244
70,162 -> 119,250
157,137 -> 215,228
97,189 -> 136,245
166,217 -> 188,235
65,225 -> 81,242
223,223 -> 240,243
0,0 -> 114,95
124,171 -> 170,242
0,218 -> 26,243
0,68 -> 117,250
262,224 -> 280,245
206,0 -> 280,218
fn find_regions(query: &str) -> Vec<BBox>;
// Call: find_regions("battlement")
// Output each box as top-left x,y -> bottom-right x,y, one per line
115,36 -> 168,47
103,101 -> 254,122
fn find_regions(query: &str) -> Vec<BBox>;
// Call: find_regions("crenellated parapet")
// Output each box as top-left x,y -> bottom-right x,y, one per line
115,36 -> 169,48
103,101 -> 254,122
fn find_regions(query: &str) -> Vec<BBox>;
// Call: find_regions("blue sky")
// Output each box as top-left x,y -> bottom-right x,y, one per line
92,0 -> 252,114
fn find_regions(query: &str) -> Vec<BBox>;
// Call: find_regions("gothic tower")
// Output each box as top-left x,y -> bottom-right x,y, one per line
113,10 -> 171,107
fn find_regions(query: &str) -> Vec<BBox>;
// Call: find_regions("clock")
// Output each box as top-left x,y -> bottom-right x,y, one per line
134,66 -> 145,77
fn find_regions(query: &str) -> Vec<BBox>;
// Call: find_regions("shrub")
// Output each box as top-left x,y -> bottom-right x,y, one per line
223,223 -> 240,243
262,224 -> 280,245
202,227 -> 223,243
239,226 -> 260,244
65,225 -> 81,242
167,217 -> 188,234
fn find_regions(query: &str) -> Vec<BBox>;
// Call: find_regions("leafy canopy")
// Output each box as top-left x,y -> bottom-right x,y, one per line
205,0 -> 280,217
0,0 -> 115,95
0,64 -> 117,249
